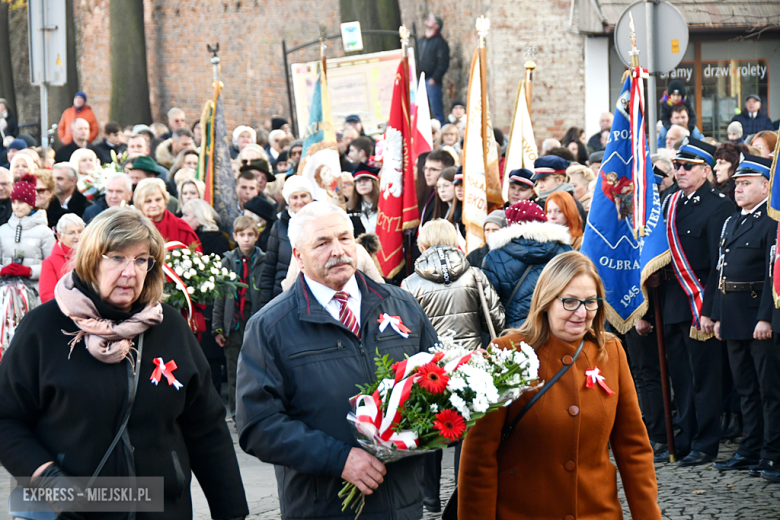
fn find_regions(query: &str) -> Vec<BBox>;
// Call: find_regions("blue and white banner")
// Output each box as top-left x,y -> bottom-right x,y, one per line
581,77 -> 670,333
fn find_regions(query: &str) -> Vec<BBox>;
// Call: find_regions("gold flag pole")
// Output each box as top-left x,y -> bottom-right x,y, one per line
319,23 -> 328,74
524,44 -> 536,110
476,14 -> 490,185
400,25 -> 411,135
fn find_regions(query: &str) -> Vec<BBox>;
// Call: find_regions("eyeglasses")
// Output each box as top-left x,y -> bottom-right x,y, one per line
674,161 -> 697,171
102,254 -> 155,272
556,297 -> 602,312
36,188 -> 50,194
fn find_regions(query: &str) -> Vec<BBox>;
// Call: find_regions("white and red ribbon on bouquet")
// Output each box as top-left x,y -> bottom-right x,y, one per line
377,313 -> 411,339
585,366 -> 614,396
354,350 -> 477,450
150,357 -> 183,390
162,241 -> 193,326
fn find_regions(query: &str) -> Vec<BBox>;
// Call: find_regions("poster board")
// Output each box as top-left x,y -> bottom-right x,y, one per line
292,48 -> 416,137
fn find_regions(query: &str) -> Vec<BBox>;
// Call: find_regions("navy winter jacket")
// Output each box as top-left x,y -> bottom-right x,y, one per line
237,271 -> 439,519
259,209 -> 292,306
482,221 -> 572,329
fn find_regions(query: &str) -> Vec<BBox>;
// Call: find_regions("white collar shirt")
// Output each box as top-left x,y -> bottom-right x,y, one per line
304,274 -> 362,328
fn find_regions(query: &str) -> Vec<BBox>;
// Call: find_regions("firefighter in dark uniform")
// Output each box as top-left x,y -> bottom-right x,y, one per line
659,138 -> 736,466
711,154 -> 779,478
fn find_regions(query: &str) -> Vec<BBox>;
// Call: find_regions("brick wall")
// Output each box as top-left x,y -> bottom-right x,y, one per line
72,0 -> 585,143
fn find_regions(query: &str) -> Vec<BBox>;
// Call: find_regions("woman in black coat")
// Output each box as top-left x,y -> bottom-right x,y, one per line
182,199 -> 232,391
258,177 -> 313,306
0,207 -> 248,520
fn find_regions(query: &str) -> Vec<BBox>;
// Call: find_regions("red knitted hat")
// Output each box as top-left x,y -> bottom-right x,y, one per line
505,200 -> 547,226
11,174 -> 37,207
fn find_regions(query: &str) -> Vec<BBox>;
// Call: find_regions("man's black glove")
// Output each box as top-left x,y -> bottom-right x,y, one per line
31,464 -> 87,520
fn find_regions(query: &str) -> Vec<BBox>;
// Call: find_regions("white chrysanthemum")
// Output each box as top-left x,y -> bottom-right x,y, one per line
187,286 -> 195,294
183,271 -> 192,280
447,376 -> 467,392
182,249 -> 191,255
174,266 -> 184,277
518,342 -> 540,380
189,269 -> 197,277
209,276 -> 215,282
172,250 -> 181,257
201,285 -> 209,293
222,267 -> 229,275
430,404 -> 439,413
182,259 -> 192,269
229,272 -> 236,280
211,267 -> 219,275
473,394 -> 490,413
449,394 -> 471,421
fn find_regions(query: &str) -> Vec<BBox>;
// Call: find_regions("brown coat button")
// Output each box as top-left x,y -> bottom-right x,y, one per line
565,460 -> 576,471
562,355 -> 573,365
568,405 -> 579,416
565,516 -> 575,520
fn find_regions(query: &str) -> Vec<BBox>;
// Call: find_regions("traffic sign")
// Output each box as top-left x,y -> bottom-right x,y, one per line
614,0 -> 688,73
28,0 -> 67,86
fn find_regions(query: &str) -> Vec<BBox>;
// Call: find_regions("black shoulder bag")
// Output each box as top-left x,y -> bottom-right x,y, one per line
441,339 -> 585,520
11,333 -> 145,520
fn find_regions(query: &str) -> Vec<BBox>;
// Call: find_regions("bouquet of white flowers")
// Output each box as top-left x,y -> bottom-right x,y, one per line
339,332 -> 540,517
163,245 -> 245,311
77,150 -> 126,200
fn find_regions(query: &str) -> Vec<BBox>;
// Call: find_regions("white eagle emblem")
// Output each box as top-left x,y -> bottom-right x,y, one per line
380,126 -> 404,200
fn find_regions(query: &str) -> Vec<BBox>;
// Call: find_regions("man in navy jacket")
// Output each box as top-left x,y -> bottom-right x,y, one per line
731,94 -> 774,136
237,201 -> 439,519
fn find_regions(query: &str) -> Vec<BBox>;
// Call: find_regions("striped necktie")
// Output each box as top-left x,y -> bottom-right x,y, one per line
333,291 -> 360,337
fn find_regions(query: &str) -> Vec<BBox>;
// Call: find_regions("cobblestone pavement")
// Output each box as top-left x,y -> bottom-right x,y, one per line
2,436 -> 777,519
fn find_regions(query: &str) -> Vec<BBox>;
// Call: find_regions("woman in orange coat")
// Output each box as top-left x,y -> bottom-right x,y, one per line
458,251 -> 661,520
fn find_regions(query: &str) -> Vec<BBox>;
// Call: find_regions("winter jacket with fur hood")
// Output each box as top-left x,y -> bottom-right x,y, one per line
0,209 -> 56,280
155,138 -> 177,169
482,221 -> 572,329
402,245 -> 504,348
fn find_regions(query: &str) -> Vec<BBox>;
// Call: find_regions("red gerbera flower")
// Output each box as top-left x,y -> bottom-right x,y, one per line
417,362 -> 449,394
433,409 -> 467,441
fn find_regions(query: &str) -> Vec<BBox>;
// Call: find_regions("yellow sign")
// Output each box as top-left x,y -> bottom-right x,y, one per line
671,40 -> 679,53
56,54 -> 61,66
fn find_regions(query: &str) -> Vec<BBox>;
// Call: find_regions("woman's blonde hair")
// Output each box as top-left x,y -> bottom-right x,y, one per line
173,168 -> 196,186
418,219 -> 459,249
133,177 -> 169,208
9,154 -> 37,178
74,206 -> 166,307
33,168 -> 55,192
183,199 -> 219,232
511,251 -> 612,358
567,162 -> 595,183
177,178 -> 205,200
69,148 -> 99,174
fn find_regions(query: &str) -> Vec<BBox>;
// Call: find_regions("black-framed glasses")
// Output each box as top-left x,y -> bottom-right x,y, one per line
102,254 -> 155,272
674,161 -> 696,171
557,297 -> 602,312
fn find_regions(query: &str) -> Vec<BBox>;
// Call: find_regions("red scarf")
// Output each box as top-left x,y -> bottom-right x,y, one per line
153,210 -> 202,252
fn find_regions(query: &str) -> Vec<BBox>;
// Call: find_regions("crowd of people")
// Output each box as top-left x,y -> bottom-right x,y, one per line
0,37 -> 778,519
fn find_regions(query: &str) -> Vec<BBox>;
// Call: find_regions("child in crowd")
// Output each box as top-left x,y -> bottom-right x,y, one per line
659,80 -> 697,132
0,174 -> 56,289
213,215 -> 266,423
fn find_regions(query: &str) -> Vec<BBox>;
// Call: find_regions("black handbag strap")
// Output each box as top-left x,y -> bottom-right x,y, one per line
500,339 -> 584,443
86,332 -> 144,489
507,264 -> 534,306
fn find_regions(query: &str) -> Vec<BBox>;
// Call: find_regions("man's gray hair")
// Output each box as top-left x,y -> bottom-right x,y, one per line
288,201 -> 354,250
167,107 -> 185,119
56,213 -> 85,235
71,117 -> 89,131
268,129 -> 285,143
107,171 -> 133,192
172,128 -> 194,139
0,167 -> 10,182
53,162 -> 78,180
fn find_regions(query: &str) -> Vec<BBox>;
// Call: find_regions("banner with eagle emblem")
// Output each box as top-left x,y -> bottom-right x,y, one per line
376,59 -> 419,278
581,76 -> 670,333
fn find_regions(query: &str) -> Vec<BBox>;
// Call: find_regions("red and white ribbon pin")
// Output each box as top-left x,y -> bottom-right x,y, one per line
585,366 -> 614,396
377,313 -> 411,339
151,357 -> 183,390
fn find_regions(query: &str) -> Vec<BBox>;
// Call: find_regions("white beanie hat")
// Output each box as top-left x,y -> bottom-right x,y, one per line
283,175 -> 315,204
232,125 -> 257,147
